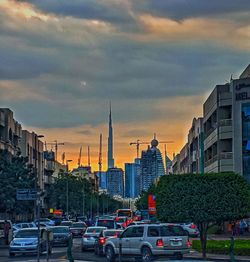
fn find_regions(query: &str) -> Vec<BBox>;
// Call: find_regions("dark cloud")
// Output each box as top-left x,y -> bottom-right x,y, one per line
135,0 -> 250,20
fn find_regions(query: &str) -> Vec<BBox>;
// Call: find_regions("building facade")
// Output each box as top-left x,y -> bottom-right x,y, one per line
140,139 -> 165,192
125,158 -> 140,198
0,108 -> 22,155
20,130 -> 44,190
107,167 -> 124,197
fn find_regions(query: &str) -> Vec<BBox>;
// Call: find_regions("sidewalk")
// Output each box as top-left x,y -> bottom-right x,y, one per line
184,250 -> 250,261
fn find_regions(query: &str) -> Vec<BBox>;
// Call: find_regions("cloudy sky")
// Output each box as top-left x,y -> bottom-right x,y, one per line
1,0 -> 250,170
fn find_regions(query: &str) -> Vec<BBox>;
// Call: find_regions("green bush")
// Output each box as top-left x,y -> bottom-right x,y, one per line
192,240 -> 250,256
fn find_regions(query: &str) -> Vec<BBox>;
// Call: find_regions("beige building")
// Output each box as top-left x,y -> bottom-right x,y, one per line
20,130 -> 44,190
0,108 -> 22,155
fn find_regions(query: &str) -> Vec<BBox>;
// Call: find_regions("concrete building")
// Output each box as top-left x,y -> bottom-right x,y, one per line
0,108 -> 22,155
179,143 -> 189,174
203,84 -> 233,173
172,153 -> 180,174
107,167 -> 124,197
20,130 -> 44,190
125,158 -> 140,198
188,117 -> 204,174
140,138 -> 165,192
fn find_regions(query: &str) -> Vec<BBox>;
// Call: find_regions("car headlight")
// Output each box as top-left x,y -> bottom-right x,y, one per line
32,240 -> 38,245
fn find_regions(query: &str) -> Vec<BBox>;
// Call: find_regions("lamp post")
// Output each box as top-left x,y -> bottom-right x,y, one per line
35,134 -> 44,262
66,160 -> 72,217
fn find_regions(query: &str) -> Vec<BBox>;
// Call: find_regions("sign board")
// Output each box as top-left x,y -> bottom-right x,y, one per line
16,189 -> 37,201
148,194 -> 156,215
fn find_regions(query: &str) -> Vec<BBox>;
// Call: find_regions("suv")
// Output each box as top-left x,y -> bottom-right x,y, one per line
104,224 -> 190,262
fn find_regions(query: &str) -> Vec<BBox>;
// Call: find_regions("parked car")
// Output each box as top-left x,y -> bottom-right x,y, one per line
179,223 -> 199,237
49,226 -> 71,247
70,222 -> 87,238
104,224 -> 191,262
82,226 -> 107,251
95,219 -> 118,229
35,218 -> 55,227
9,228 -> 53,257
94,229 -> 123,256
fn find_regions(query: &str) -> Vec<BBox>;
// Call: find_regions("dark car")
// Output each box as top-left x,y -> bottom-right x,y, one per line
49,226 -> 72,247
51,217 -> 62,226
70,222 -> 87,238
60,221 -> 73,227
95,219 -> 117,229
94,229 -> 123,256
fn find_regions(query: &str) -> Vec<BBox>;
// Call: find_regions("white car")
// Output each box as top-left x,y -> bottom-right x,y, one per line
82,226 -> 107,251
104,224 -> 191,262
179,223 -> 199,237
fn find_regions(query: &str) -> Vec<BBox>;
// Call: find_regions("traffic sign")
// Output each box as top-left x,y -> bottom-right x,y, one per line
16,189 -> 37,200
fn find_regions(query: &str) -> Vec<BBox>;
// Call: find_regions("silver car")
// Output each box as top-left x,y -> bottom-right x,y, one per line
104,224 -> 191,262
9,228 -> 52,257
82,226 -> 107,251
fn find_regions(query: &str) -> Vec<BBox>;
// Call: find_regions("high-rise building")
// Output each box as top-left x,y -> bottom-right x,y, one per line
125,158 -> 141,198
140,138 -> 165,192
107,167 -> 124,197
95,171 -> 107,190
107,103 -> 114,169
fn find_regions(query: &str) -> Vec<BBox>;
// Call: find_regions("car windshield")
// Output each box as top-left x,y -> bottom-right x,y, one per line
116,217 -> 126,222
71,223 -> 85,228
87,228 -> 104,233
51,227 -> 69,233
15,230 -> 38,238
104,230 -> 121,237
97,220 -> 114,229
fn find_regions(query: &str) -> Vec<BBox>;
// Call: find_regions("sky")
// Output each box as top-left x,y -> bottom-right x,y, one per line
1,0 -> 250,170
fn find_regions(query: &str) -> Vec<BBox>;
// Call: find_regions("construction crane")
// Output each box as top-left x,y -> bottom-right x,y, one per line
46,140 -> 65,161
78,146 -> 82,167
87,145 -> 91,167
130,135 -> 174,158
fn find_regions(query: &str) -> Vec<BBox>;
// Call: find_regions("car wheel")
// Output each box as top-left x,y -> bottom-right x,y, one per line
9,252 -> 15,257
105,245 -> 115,262
141,246 -> 153,262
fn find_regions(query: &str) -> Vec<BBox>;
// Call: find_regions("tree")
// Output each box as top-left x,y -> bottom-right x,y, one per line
156,173 -> 250,258
0,149 -> 35,219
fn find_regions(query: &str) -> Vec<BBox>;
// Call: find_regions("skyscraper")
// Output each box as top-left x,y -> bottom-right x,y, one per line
107,168 -> 124,197
107,103 -> 114,169
140,138 -> 165,192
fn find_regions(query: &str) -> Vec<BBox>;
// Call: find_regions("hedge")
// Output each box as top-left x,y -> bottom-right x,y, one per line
192,240 -> 250,256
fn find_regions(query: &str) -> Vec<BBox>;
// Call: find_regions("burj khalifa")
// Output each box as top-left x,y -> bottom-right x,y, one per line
107,103 -> 114,169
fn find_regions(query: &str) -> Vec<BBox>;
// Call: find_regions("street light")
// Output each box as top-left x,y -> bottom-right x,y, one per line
35,134 -> 44,262
66,160 -> 72,216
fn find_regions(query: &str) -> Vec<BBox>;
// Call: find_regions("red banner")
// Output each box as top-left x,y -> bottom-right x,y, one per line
148,194 -> 156,215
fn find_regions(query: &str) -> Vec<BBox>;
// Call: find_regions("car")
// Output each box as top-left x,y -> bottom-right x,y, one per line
82,226 -> 107,251
95,219 -> 118,229
94,229 -> 123,256
14,222 -> 36,229
9,228 -> 53,257
51,217 -> 63,226
104,224 -> 191,262
70,222 -> 87,238
35,218 -> 55,227
61,220 -> 73,227
49,226 -> 72,247
114,217 -> 127,227
179,223 -> 199,237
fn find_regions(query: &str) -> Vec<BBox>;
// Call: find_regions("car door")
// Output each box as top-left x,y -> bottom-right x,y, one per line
119,227 -> 134,255
129,226 -> 144,255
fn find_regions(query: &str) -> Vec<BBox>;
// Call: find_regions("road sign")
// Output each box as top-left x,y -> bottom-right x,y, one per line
16,189 -> 37,200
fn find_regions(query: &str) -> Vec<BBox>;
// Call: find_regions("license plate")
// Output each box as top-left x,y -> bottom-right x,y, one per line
171,240 -> 182,246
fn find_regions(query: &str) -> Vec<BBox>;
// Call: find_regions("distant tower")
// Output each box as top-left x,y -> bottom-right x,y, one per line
107,102 -> 114,169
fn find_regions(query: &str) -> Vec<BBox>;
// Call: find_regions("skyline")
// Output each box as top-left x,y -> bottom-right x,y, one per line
1,1 -> 250,170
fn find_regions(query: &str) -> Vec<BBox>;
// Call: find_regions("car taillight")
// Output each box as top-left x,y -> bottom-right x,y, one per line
186,240 -> 191,248
99,237 -> 106,245
156,239 -> 164,247
189,224 -> 196,229
115,217 -> 119,221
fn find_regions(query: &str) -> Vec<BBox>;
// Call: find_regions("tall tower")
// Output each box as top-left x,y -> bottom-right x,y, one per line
107,103 -> 114,169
